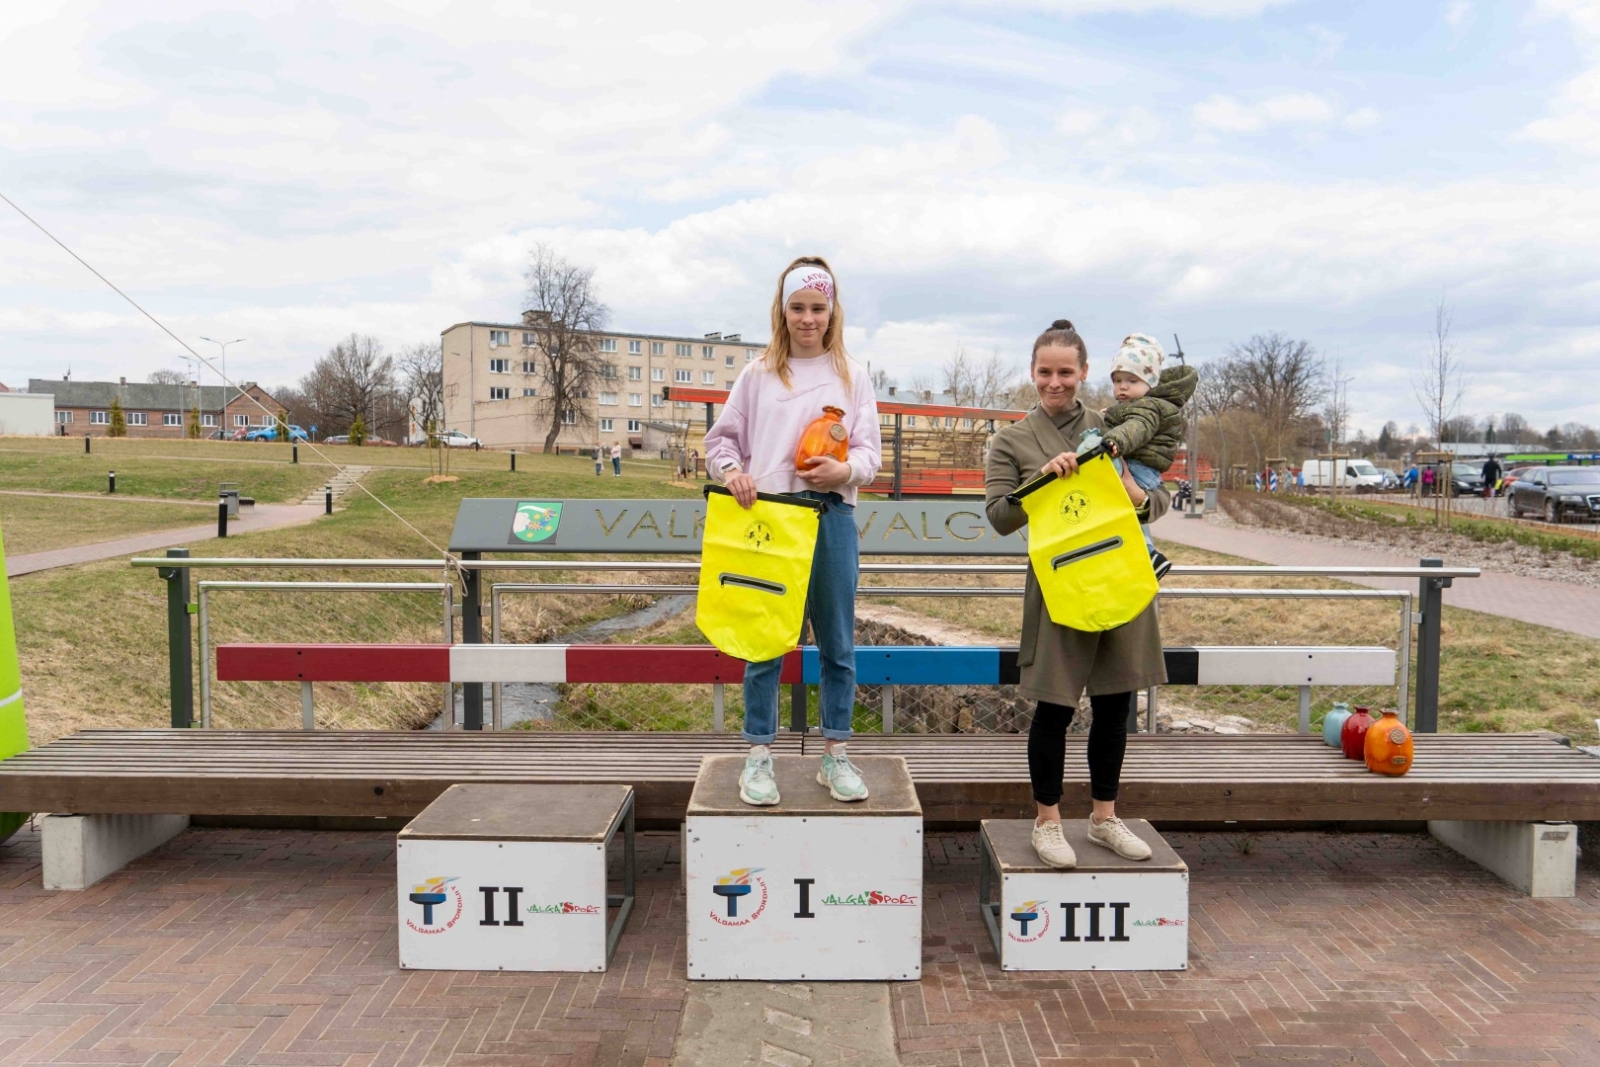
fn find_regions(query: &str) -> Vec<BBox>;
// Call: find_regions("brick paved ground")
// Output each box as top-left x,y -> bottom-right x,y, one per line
1,825 -> 1597,1066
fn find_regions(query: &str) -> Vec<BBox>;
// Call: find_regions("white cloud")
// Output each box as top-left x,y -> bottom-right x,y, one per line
1308,24 -> 1345,61
1194,92 -> 1352,133
1342,106 -> 1381,131
1444,0 -> 1476,39
1523,2 -> 1600,152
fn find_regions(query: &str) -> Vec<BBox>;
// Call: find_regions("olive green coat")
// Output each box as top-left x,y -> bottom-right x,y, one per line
985,402 -> 1169,706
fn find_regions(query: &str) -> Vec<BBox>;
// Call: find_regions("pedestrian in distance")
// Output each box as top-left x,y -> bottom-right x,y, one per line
593,441 -> 603,476
1482,454 -> 1502,498
704,255 -> 882,808
610,441 -> 623,477
984,319 -> 1164,869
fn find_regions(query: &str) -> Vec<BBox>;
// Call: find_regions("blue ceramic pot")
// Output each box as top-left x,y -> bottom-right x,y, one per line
1322,702 -> 1352,747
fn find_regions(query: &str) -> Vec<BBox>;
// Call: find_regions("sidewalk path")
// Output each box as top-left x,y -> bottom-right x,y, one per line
1152,511 -> 1600,640
6,504 -> 325,578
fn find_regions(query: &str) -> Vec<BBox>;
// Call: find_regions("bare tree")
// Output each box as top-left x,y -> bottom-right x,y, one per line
1193,356 -> 1243,485
1321,353 -> 1354,451
1412,295 -> 1464,450
1228,332 -> 1325,460
869,366 -> 891,392
397,341 -> 443,444
943,346 -> 1021,409
524,244 -> 611,452
300,334 -> 400,441
1499,412 -> 1533,445
147,368 -> 189,385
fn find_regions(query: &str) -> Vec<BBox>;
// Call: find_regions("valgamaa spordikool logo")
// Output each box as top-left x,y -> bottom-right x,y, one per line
709,867 -> 768,926
406,876 -> 465,934
1007,900 -> 1050,942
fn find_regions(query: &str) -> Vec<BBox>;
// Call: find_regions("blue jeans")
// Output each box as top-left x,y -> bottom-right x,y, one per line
741,491 -> 857,744
612,457 -> 621,475
1117,459 -> 1163,550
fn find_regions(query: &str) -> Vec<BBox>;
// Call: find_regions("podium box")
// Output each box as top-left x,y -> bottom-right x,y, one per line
980,819 -> 1188,971
685,755 -> 922,981
397,784 -> 635,972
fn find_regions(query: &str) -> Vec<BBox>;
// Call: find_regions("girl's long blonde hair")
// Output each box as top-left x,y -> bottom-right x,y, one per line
765,254 -> 852,389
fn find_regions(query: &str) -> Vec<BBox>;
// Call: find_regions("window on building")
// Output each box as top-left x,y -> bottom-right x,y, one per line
203,414 -> 216,427
489,387 -> 511,400
627,365 -> 641,380
599,418 -> 614,432
628,393 -> 642,407
55,411 -> 73,424
489,330 -> 510,346
725,355 -> 735,368
522,388 -> 537,397
651,367 -> 665,382
702,371 -> 715,384
521,360 -> 537,374
234,414 -> 248,427
651,394 -> 664,407
746,348 -> 758,362
945,417 -> 955,428
489,358 -> 509,373
128,412 -> 148,426
627,419 -> 641,432
650,342 -> 664,355
599,338 -> 617,353
628,340 -> 642,355
702,345 -> 715,359
599,363 -> 618,379
906,416 -> 917,428
880,414 -> 892,426
674,343 -> 690,357
599,392 -> 618,406
726,379 -> 737,389
91,411 -> 109,424
163,413 -> 182,426
522,332 -> 536,346
560,408 -> 577,425
962,418 -> 974,430
674,369 -> 691,383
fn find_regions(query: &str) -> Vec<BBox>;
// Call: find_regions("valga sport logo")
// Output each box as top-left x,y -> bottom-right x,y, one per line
820,890 -> 918,907
709,867 -> 768,926
407,876 -> 464,934
526,901 -> 602,915
1007,900 -> 1051,942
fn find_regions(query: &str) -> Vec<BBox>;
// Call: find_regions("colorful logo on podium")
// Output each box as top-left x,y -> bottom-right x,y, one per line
1007,900 -> 1050,942
820,890 -> 918,907
526,901 -> 603,915
710,867 -> 768,926
406,876 -> 464,934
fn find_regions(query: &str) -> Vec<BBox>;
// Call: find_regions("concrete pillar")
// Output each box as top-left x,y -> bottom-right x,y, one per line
1429,820 -> 1577,898
42,813 -> 189,890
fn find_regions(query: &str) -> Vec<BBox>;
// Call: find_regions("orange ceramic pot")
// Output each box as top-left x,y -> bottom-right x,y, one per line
795,406 -> 849,471
1363,709 -> 1413,776
1339,705 -> 1374,760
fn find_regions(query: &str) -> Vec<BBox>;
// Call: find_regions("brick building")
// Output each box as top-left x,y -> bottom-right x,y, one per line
28,378 -> 286,439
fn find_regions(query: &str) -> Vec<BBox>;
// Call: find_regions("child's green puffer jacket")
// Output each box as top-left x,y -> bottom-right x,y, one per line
1100,364 -> 1198,474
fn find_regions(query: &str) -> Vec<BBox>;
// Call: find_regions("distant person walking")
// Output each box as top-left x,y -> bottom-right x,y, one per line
1421,466 -> 1436,497
594,442 -> 604,477
1482,455 -> 1502,498
610,442 -> 623,477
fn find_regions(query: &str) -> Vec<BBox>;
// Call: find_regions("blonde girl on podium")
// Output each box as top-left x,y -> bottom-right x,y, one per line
703,256 -> 882,807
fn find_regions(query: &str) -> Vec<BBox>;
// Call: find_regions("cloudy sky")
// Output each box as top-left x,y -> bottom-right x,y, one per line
3,0 -> 1597,434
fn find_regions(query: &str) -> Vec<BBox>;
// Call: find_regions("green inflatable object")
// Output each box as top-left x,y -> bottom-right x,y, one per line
0,522 -> 30,842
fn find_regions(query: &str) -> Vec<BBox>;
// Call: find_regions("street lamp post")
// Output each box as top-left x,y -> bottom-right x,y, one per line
198,336 -> 244,434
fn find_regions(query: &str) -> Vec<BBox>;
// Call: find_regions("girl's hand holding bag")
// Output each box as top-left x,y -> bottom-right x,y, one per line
695,485 -> 826,662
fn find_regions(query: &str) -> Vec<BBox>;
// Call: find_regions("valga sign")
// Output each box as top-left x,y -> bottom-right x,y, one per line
451,498 -> 1027,556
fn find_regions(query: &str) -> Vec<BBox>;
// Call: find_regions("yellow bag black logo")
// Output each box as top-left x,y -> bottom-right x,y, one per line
1059,490 -> 1090,524
744,520 -> 774,551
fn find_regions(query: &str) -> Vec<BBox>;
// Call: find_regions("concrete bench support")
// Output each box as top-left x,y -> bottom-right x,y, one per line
42,813 -> 189,890
1429,820 -> 1577,898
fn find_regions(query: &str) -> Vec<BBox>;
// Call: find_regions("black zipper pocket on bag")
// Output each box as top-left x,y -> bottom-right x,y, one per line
1051,537 -> 1122,570
719,573 -> 787,595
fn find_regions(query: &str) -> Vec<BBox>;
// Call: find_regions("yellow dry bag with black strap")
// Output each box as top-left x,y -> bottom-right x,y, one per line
696,486 -> 825,663
0,520 -> 30,843
1010,449 -> 1158,633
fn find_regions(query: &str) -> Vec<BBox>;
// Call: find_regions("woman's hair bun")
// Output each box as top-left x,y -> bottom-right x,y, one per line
1050,319 -> 1074,331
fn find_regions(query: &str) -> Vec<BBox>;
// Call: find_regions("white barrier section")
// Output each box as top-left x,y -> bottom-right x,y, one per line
685,755 -> 922,981
981,819 -> 1189,971
1192,646 -> 1396,687
397,783 -> 632,972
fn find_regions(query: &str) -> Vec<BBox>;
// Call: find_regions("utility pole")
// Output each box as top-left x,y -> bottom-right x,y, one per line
199,336 -> 245,429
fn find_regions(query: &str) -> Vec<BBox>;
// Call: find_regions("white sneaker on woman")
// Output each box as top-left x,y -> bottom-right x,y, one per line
1030,820 -> 1076,868
1086,815 -> 1152,860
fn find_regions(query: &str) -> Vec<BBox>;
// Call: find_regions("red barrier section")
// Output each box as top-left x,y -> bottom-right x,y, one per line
217,643 -> 451,682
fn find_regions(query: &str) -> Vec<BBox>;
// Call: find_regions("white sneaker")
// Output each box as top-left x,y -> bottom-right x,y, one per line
1086,815 -> 1152,860
739,748 -> 780,807
1031,820 -> 1076,868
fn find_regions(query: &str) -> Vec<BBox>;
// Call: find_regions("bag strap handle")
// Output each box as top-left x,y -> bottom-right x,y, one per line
1004,440 -> 1112,505
704,484 -> 829,513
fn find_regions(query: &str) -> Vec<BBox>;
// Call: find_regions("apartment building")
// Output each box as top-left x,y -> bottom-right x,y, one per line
440,313 -> 765,452
28,378 -> 285,439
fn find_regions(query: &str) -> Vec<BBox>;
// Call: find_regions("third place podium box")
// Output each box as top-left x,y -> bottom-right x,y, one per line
685,755 -> 922,981
397,783 -> 635,973
980,819 -> 1188,971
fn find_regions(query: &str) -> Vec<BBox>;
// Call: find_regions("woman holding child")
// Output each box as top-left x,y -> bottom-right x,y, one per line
985,321 -> 1189,868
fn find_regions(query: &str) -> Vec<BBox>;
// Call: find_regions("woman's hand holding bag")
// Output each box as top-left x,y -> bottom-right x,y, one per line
695,485 -> 826,662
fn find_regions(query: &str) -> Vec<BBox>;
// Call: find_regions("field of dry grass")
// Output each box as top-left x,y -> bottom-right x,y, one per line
0,494 -> 214,556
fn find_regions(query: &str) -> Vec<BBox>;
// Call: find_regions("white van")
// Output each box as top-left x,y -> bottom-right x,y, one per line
1300,458 -> 1386,491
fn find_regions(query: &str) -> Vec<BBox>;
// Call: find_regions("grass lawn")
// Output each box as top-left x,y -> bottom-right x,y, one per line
0,494 -> 213,556
0,446 -> 329,502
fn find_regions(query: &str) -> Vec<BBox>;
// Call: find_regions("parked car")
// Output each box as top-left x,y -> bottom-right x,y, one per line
1507,465 -> 1600,523
438,429 -> 482,449
1300,458 -> 1386,491
1376,467 -> 1402,490
1448,463 -> 1485,497
322,434 -> 350,445
227,427 -> 249,441
245,424 -> 309,442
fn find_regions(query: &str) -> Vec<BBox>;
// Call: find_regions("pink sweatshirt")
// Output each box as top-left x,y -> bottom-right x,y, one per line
704,353 -> 882,505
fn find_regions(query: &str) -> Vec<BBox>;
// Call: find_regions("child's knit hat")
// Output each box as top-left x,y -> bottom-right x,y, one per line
1110,333 -> 1164,389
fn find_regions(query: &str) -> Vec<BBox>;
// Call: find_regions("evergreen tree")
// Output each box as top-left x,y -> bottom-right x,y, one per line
187,403 -> 201,439
107,396 -> 126,437
349,413 -> 366,446
277,410 -> 291,443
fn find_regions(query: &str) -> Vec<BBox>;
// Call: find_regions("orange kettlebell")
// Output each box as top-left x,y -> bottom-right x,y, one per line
795,406 -> 849,471
1363,709 -> 1414,776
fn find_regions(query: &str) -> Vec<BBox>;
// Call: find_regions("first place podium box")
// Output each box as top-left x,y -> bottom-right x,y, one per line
685,755 -> 922,981
397,784 -> 635,973
980,819 -> 1188,971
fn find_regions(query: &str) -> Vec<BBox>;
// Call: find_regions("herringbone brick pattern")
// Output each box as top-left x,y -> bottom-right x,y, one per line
909,830 -> 1600,1066
0,823 -> 688,1066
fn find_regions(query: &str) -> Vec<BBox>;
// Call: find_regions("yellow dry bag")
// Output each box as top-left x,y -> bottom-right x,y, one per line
0,520 -> 29,843
1011,453 -> 1158,632
696,486 -> 825,663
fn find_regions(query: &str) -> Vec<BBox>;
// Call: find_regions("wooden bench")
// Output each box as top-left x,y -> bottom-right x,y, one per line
4,729 -> 1596,826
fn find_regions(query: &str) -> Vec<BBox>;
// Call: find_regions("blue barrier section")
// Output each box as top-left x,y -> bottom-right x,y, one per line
799,646 -> 1003,685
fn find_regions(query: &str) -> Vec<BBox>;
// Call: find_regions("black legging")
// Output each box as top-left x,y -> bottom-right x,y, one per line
1028,693 -> 1133,805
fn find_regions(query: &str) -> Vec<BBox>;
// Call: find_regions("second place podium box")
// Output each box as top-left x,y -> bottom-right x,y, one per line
684,755 -> 923,981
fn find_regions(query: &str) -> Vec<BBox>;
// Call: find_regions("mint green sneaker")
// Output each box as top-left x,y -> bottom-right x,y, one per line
817,749 -> 869,802
739,750 -> 780,807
